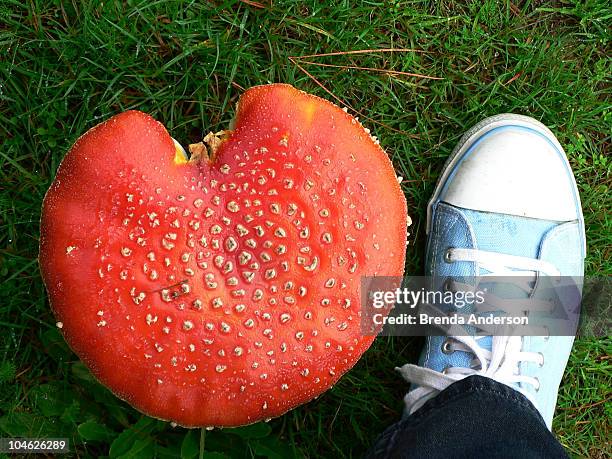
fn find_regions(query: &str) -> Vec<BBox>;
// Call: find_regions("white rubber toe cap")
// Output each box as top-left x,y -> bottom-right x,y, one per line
439,125 -> 580,222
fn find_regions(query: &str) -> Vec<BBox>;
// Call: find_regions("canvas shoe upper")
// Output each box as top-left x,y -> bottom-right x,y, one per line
397,114 -> 585,429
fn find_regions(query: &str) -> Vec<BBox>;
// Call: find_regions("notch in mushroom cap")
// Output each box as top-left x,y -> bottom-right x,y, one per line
39,83 -> 408,427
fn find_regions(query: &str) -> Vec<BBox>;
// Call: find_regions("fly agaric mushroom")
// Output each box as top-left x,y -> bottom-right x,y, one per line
40,84 -> 407,427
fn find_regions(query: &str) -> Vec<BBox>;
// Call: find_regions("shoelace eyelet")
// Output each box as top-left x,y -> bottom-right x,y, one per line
444,249 -> 453,263
534,377 -> 541,392
538,352 -> 545,368
441,339 -> 454,354
442,366 -> 451,375
443,278 -> 454,292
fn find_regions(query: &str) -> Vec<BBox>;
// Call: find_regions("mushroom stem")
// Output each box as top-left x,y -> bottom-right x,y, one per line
199,428 -> 206,459
172,138 -> 189,165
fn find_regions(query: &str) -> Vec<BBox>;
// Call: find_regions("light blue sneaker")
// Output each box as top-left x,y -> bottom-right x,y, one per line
396,114 -> 586,430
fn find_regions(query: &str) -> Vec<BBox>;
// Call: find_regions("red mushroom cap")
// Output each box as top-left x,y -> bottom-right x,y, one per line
40,83 -> 407,427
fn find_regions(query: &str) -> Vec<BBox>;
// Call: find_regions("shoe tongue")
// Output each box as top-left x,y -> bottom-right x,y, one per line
446,206 -> 558,355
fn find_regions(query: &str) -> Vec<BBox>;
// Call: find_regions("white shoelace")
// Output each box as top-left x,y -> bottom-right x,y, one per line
397,247 -> 560,414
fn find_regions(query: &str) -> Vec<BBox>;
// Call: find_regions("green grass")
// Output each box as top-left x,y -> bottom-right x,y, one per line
0,0 -> 610,457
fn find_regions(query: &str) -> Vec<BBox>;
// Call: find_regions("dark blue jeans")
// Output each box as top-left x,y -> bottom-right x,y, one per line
366,376 -> 568,458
